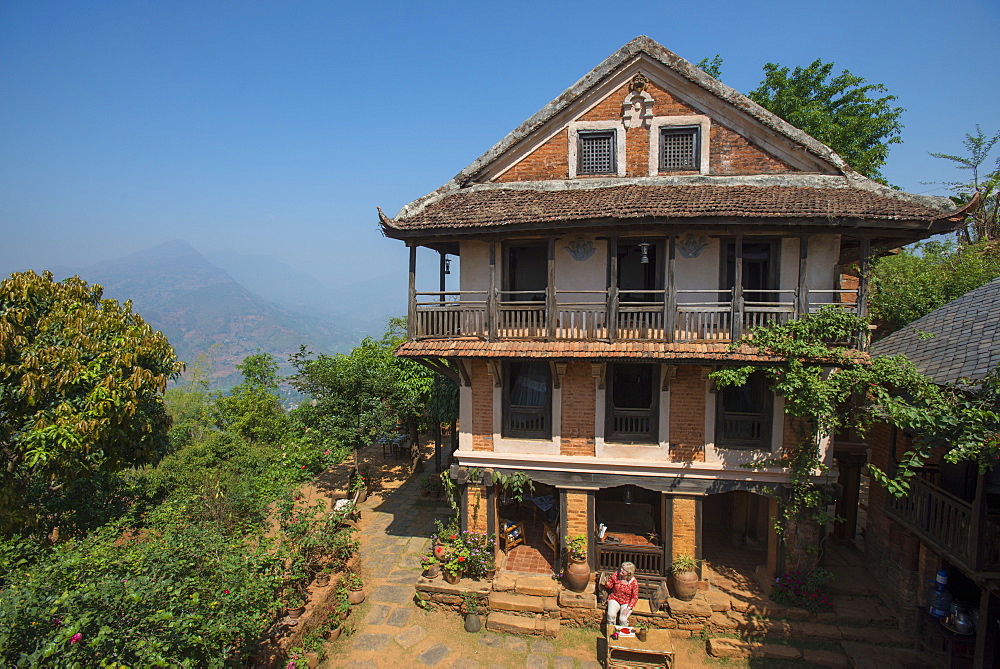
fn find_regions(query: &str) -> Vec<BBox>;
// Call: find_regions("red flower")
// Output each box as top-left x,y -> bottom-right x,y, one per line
458,556 -> 465,562
223,589 -> 230,595
450,534 -> 457,540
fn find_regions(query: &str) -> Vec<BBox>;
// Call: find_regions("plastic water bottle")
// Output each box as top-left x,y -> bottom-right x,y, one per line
928,570 -> 953,619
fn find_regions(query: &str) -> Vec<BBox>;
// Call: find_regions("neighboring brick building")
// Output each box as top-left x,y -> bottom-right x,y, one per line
379,36 -> 965,592
868,276 -> 1000,666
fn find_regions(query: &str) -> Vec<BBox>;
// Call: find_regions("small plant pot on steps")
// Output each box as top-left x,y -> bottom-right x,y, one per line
464,613 -> 482,633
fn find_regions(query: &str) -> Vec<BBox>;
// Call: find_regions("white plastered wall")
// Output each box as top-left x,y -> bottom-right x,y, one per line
459,240 -> 490,295
674,237 -> 720,303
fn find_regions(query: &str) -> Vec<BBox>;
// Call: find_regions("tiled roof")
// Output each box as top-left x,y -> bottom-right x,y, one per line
397,339 -> 787,363
384,184 -> 951,232
871,276 -> 1000,385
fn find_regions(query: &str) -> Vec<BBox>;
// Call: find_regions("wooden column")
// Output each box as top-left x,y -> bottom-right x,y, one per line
587,490 -> 597,572
970,471 -> 987,572
731,233 -> 744,340
546,237 -> 556,340
407,245 -> 417,339
488,241 -> 498,341
664,235 -> 676,342
608,236 -> 619,342
661,494 -> 673,577
695,495 -> 704,580
833,450 -> 867,540
438,251 -> 447,304
857,238 -> 871,318
796,235 -> 809,314
975,588 -> 1000,668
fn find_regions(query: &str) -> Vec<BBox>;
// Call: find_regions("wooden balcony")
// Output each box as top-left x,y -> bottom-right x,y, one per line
887,476 -> 1000,576
410,288 -> 858,343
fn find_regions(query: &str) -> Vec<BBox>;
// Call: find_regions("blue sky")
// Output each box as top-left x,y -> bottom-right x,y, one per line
2,0 -> 998,289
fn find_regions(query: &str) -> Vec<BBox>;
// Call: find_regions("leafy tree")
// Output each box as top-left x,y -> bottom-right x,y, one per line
696,54 -> 724,80
0,271 -> 182,535
212,352 -> 289,444
748,59 -> 904,182
929,125 -> 1000,244
164,354 -> 214,451
869,239 -> 1000,334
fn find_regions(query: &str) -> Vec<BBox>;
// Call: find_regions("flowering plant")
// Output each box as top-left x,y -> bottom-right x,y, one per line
443,545 -> 470,575
770,568 -> 833,612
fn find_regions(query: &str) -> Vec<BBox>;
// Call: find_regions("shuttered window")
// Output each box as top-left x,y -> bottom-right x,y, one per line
578,130 -> 616,174
660,127 -> 700,171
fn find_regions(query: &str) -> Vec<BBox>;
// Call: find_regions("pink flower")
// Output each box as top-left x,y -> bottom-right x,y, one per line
323,450 -> 330,455
301,465 -> 306,469
70,633 -> 82,644
223,589 -> 230,595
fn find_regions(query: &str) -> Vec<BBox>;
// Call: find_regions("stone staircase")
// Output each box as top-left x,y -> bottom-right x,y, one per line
486,572 -> 562,637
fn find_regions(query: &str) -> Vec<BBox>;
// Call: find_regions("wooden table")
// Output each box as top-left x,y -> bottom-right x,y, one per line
605,627 -> 674,668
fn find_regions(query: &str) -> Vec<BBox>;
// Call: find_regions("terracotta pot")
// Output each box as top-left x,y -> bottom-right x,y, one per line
314,574 -> 330,587
356,487 -> 368,504
564,557 -> 590,592
672,570 -> 699,601
443,569 -> 462,584
348,587 -> 366,605
323,626 -> 342,641
464,613 -> 482,633
287,605 -> 306,619
433,545 -> 450,560
422,563 -> 441,579
485,568 -> 496,580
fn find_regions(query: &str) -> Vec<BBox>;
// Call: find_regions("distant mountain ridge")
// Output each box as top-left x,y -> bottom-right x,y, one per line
50,240 -> 358,389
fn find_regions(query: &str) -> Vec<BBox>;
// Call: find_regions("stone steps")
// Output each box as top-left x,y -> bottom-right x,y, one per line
485,611 -> 560,637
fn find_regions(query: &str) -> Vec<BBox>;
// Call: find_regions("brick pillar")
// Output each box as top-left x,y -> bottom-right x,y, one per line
464,483 -> 488,533
470,360 -> 494,451
671,496 -> 698,560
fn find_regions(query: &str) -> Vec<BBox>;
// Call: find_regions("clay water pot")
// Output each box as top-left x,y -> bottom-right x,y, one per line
324,625 -> 342,641
348,587 -> 366,605
314,573 -> 330,587
287,605 -> 306,619
464,613 -> 482,633
564,557 -> 590,592
422,563 -> 441,579
672,570 -> 698,601
443,569 -> 462,585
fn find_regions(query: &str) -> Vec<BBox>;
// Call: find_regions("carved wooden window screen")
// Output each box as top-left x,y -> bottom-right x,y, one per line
578,130 -> 616,174
660,127 -> 699,171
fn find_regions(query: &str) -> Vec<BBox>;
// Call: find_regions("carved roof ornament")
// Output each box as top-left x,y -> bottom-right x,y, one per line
564,237 -> 596,261
678,233 -> 709,258
622,73 -> 654,129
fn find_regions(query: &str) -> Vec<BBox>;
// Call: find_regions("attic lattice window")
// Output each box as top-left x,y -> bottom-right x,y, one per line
660,126 -> 699,171
578,130 -> 617,174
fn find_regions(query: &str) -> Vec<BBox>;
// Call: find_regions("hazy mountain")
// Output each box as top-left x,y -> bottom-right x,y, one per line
51,240 -> 356,388
206,247 -> 407,336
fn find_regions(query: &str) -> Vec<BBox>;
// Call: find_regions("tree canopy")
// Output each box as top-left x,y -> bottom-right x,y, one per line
930,125 -> 1000,244
0,271 -> 182,534
748,60 -> 904,182
869,239 -> 1000,334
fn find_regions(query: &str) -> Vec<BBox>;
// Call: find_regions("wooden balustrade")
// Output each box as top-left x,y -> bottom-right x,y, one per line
888,477 -> 973,565
609,409 -> 655,441
410,290 -> 860,342
596,544 -> 664,576
981,515 -> 1000,572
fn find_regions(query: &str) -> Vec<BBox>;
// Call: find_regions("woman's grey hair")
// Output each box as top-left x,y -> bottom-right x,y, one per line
619,562 -> 635,577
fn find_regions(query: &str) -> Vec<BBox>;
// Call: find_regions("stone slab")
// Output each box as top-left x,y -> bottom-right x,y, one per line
395,625 -> 428,649
558,589 -> 597,609
525,654 -> 548,669
796,621 -> 843,640
801,648 -> 850,667
371,584 -> 419,605
517,575 -> 560,597
841,641 -> 940,669
760,643 -> 802,660
705,590 -> 733,612
502,636 -> 529,652
706,637 -> 756,658
491,573 -> 517,592
708,611 -> 739,630
487,612 -> 537,635
416,579 -> 492,596
530,639 -> 555,654
478,633 -> 503,648
363,604 -> 390,625
386,607 -> 412,626
490,591 -> 546,613
351,632 -> 392,652
667,596 -> 712,616
416,643 -> 453,666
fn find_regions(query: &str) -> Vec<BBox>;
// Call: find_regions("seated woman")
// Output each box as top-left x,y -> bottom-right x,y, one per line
604,562 -> 639,628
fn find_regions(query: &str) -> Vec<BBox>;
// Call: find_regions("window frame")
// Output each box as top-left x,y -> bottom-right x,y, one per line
659,125 -> 700,172
501,360 -> 552,440
577,129 -> 618,175
568,121 -> 626,179
647,115 -> 711,176
715,371 -> 773,450
605,363 -> 659,444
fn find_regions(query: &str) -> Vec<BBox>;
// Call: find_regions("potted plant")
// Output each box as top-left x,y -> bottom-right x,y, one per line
345,572 -> 365,604
421,554 -> 441,579
563,534 -> 590,592
671,554 -> 700,602
349,470 -> 370,504
420,478 -> 434,497
442,548 -> 468,584
461,592 -> 482,633
314,566 -> 332,588
483,552 -> 497,580
286,591 -> 307,619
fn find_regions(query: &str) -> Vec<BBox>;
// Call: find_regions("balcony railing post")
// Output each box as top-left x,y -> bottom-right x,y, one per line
547,238 -> 556,340
796,235 -> 809,315
664,235 -> 676,342
857,237 -> 871,350
731,234 -> 743,341
608,236 -> 619,342
407,245 -> 417,339
488,241 -> 497,342
971,472 -> 987,572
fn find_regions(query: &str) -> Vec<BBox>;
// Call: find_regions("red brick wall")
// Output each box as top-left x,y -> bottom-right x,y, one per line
496,80 -> 794,182
465,483 -> 488,532
470,360 -> 494,451
672,497 -> 697,558
564,490 -> 590,538
560,361 -> 596,456
669,366 -> 705,462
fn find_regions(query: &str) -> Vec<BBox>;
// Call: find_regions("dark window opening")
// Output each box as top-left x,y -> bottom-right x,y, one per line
606,364 -> 658,443
503,361 -> 551,439
716,371 -> 772,449
617,241 -> 660,303
660,126 -> 700,171
724,241 -> 778,303
579,130 -> 617,174
505,245 -> 547,302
